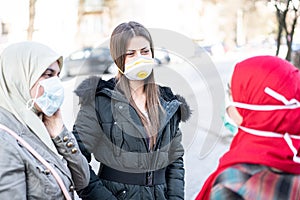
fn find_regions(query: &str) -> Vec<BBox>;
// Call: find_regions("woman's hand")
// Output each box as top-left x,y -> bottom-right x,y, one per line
43,109 -> 64,138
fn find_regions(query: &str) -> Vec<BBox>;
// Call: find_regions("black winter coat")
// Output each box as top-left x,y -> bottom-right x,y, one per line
73,77 -> 191,200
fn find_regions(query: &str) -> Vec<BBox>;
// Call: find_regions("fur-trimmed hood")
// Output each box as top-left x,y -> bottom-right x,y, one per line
74,76 -> 191,122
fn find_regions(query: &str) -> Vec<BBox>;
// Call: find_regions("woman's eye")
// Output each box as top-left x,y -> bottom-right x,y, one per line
125,54 -> 135,59
126,52 -> 134,56
43,73 -> 53,78
142,50 -> 150,54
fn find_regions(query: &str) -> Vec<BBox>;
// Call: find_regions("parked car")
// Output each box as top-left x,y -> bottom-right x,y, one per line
61,46 -> 113,78
154,47 -> 170,65
61,46 -> 171,78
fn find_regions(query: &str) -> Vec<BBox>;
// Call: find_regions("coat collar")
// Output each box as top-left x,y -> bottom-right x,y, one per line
74,76 -> 191,122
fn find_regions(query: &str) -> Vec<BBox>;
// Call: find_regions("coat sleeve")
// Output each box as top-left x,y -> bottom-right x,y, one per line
72,103 -> 117,200
166,122 -> 185,199
52,126 -> 90,191
0,133 -> 26,199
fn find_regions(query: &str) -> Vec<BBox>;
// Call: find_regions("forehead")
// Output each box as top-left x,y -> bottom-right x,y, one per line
127,36 -> 150,50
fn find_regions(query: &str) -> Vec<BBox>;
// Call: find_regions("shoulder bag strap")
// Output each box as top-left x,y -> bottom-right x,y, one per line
0,123 -> 72,200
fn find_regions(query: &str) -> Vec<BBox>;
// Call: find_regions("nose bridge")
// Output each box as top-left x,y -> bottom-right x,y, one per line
136,50 -> 142,57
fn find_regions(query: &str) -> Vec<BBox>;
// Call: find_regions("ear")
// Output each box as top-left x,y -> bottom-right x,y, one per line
227,106 -> 243,126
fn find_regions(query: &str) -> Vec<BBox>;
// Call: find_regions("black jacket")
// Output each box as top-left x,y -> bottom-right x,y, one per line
73,76 -> 191,200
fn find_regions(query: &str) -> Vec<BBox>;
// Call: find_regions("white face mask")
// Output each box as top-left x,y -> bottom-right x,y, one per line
27,76 -> 64,116
122,56 -> 155,80
228,87 -> 300,163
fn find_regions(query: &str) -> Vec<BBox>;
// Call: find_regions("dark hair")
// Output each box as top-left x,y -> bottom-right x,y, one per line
110,21 -> 161,149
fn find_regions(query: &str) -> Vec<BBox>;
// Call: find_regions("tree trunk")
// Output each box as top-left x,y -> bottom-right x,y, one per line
27,0 -> 36,40
273,0 -> 300,61
275,9 -> 282,56
285,6 -> 298,61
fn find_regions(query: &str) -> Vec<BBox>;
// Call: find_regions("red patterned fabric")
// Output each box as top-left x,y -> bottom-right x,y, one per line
210,163 -> 300,200
196,56 -> 300,200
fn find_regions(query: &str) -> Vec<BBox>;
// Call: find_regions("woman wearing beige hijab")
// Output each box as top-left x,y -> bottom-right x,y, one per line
0,41 -> 89,199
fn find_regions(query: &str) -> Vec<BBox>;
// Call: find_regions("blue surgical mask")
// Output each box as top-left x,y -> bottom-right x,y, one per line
223,90 -> 238,135
27,76 -> 64,116
223,112 -> 238,135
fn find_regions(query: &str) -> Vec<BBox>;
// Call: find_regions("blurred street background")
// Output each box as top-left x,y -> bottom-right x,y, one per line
1,0 -> 300,199
1,0 -> 299,59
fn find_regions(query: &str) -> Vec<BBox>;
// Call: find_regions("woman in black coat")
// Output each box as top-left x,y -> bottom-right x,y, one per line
73,21 -> 191,200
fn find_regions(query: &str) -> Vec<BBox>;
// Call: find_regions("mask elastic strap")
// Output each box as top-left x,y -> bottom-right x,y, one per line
26,84 -> 41,110
117,67 -> 125,75
283,133 -> 300,163
240,126 -> 300,163
239,126 -> 282,138
230,102 -> 292,110
264,87 -> 300,106
229,87 -> 300,111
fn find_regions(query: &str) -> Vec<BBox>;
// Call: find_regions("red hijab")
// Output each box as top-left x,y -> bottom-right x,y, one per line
196,55 -> 300,200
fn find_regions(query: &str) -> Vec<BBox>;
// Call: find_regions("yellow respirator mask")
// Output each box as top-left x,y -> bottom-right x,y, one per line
121,57 -> 155,80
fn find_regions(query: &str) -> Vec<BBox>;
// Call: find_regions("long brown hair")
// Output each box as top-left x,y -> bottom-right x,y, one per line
110,21 -> 161,149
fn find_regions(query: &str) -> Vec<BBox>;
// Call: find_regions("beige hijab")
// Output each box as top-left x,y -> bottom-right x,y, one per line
0,41 -> 63,155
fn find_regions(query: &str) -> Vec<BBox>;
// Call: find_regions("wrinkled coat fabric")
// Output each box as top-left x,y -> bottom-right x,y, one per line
73,77 -> 190,200
0,107 -> 89,199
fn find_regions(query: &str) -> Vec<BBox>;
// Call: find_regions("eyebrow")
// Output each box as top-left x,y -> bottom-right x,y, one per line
126,46 -> 149,51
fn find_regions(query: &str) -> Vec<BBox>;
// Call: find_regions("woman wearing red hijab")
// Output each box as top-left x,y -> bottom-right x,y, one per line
196,55 -> 300,200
